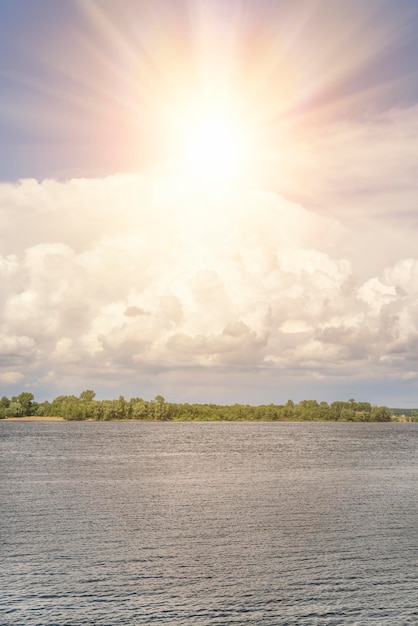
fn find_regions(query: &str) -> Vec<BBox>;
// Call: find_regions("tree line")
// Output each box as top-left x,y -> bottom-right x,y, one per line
0,391 -> 405,422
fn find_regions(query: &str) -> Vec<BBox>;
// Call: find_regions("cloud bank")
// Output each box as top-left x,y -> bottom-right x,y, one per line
2,106 -> 418,403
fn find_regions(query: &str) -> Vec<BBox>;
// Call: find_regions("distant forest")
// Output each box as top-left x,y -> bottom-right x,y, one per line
1,391 -> 417,422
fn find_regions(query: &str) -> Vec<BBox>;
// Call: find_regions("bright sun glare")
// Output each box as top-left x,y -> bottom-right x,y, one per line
183,115 -> 243,180
174,103 -> 249,184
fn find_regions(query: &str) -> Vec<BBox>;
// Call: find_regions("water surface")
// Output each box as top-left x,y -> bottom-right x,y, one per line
1,422 -> 417,625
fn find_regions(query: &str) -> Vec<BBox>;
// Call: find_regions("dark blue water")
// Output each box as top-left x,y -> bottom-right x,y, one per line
1,421 -> 417,625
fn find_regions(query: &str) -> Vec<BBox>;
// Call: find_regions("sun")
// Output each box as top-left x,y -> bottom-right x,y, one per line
172,100 -> 250,184
182,112 -> 245,181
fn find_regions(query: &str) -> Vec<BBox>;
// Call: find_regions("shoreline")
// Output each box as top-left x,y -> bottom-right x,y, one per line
1,416 -> 413,423
2,416 -> 65,422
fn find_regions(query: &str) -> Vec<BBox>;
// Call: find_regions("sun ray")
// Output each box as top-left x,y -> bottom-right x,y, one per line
23,0 -> 418,183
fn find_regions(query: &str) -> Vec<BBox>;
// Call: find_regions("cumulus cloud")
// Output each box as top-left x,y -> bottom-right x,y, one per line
0,371 -> 25,385
1,137 -> 418,401
267,104 -> 418,283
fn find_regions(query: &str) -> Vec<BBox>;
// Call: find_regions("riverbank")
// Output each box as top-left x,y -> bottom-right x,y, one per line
2,416 -> 64,421
1,416 -> 415,423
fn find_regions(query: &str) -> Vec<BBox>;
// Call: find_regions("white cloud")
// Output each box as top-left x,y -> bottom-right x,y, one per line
0,334 -> 37,358
357,278 -> 398,314
2,104 -> 418,402
0,371 -> 24,385
0,254 -> 18,277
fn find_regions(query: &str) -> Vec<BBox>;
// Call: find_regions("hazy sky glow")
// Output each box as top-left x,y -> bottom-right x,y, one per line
2,0 -> 418,405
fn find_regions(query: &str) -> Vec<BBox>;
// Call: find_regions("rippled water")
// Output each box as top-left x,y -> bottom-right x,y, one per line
1,421 -> 417,625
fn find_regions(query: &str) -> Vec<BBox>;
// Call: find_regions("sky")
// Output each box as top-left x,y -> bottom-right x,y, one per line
2,0 -> 418,406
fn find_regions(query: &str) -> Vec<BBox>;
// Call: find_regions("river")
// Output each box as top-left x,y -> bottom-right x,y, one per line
1,421 -> 417,625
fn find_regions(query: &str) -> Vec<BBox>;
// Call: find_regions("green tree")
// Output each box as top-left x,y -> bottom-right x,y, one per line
0,396 -> 9,419
0,396 -> 10,409
16,392 -> 34,416
130,399 -> 150,420
79,390 -> 96,402
152,395 -> 173,421
371,406 -> 392,422
330,401 -> 350,420
36,401 -> 51,416
5,401 -> 24,417
50,395 -> 79,417
116,395 -> 127,419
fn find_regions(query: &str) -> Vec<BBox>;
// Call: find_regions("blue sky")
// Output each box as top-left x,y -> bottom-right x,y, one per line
2,0 -> 418,406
